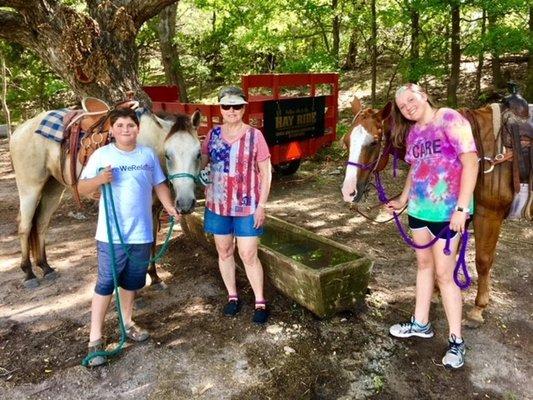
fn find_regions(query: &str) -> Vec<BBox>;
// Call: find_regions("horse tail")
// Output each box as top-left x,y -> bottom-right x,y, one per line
29,206 -> 42,264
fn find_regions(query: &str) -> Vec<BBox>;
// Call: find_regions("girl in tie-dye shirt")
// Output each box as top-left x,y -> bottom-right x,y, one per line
385,83 -> 478,370
405,107 -> 477,221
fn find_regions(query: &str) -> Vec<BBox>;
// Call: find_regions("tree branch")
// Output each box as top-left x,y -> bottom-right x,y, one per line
0,0 -> 31,9
0,9 -> 34,46
127,0 -> 180,29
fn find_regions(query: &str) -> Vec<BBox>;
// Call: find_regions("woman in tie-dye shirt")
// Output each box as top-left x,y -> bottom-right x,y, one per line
385,83 -> 478,370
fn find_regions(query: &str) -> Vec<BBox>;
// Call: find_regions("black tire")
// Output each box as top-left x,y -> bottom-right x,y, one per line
274,160 -> 301,176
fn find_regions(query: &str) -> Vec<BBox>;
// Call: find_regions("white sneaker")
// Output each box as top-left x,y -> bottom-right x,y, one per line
442,334 -> 466,369
389,316 -> 435,338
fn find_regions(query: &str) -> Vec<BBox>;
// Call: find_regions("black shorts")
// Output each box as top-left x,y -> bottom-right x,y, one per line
408,215 -> 470,240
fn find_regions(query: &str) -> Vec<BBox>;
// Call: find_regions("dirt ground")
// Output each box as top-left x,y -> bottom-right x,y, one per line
0,132 -> 532,400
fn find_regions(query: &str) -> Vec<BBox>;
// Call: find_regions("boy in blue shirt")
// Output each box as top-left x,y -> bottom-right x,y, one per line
78,108 -> 179,367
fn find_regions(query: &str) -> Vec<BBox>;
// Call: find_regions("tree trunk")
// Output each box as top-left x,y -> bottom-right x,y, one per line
409,6 -> 420,82
475,9 -> 487,98
1,56 -> 11,135
342,28 -> 358,70
488,11 -> 505,89
158,2 -> 189,102
526,6 -> 533,102
332,0 -> 340,67
447,2 -> 460,107
370,0 -> 377,107
0,1 -> 180,105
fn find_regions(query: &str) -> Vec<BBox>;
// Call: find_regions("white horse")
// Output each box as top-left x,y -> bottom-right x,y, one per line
9,109 -> 201,288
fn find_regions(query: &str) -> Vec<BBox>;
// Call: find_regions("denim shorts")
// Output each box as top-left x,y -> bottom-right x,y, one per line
95,241 -> 152,295
204,207 -> 264,237
408,215 -> 470,240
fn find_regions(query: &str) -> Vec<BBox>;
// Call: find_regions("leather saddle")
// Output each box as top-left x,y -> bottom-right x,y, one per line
62,96 -> 139,205
501,91 -> 532,220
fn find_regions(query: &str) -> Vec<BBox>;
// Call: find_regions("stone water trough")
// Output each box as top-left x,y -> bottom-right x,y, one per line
181,207 -> 373,318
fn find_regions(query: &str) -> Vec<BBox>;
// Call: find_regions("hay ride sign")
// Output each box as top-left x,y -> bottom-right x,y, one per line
263,96 -> 326,145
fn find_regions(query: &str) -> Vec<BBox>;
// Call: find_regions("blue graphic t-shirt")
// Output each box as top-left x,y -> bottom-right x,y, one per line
81,143 -> 166,243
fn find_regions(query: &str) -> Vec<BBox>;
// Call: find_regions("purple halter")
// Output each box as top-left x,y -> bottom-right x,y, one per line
346,160 -> 376,170
346,142 -> 400,177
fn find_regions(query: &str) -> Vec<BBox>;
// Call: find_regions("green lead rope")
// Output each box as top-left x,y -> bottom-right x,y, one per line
82,178 -> 176,367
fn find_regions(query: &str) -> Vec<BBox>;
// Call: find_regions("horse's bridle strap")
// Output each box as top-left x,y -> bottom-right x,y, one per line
346,160 -> 376,170
168,172 -> 198,182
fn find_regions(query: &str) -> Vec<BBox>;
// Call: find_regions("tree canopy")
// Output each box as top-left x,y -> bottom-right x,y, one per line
0,0 -> 530,122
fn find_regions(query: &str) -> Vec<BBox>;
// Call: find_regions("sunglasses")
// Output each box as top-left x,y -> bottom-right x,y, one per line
221,104 -> 245,111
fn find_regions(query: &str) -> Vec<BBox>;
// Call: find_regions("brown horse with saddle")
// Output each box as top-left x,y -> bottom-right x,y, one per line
341,88 -> 532,326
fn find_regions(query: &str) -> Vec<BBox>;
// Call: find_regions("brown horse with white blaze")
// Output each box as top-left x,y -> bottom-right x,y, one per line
341,96 -> 532,326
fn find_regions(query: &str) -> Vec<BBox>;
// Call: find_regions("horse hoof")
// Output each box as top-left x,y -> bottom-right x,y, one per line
149,281 -> 167,291
464,309 -> 484,329
23,278 -> 40,289
43,270 -> 59,281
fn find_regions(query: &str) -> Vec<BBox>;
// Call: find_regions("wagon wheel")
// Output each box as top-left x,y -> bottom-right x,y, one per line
274,160 -> 301,176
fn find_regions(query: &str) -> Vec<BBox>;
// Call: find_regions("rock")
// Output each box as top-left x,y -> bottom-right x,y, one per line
266,324 -> 283,335
235,359 -> 248,371
284,346 -> 296,354
0,125 -> 12,138
68,211 -> 88,220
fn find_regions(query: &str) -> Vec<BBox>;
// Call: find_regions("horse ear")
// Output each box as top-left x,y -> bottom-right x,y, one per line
380,101 -> 393,120
351,97 -> 362,116
191,110 -> 201,129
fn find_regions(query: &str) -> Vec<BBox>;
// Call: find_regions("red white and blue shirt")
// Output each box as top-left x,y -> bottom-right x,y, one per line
202,126 -> 270,216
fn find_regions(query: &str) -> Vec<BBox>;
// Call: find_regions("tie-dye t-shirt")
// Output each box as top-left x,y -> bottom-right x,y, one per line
405,108 -> 477,222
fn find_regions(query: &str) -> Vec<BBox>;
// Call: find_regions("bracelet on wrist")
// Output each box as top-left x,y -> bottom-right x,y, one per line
454,205 -> 470,213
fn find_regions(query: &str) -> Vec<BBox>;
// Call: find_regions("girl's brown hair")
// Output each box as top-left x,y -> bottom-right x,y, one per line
391,83 -> 435,148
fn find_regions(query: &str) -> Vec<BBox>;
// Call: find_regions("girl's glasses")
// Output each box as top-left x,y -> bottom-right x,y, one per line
221,104 -> 244,110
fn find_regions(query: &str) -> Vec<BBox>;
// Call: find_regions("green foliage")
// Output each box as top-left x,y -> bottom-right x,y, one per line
0,43 -> 71,123
0,0 -> 529,119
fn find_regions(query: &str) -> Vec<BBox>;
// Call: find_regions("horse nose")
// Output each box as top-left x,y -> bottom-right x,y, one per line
176,197 -> 196,214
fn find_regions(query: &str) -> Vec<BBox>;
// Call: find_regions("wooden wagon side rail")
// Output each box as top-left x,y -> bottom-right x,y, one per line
144,73 -> 339,166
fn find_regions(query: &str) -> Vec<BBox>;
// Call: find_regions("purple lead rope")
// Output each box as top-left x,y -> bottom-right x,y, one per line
374,173 -> 471,290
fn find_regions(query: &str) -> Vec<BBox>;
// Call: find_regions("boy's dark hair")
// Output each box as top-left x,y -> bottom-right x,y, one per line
109,108 -> 140,127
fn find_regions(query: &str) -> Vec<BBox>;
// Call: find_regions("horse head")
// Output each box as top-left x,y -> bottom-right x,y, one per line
163,110 -> 202,214
341,97 -> 393,203
139,110 -> 201,214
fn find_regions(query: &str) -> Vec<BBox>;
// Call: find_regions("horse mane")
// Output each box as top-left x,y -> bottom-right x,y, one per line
166,113 -> 194,140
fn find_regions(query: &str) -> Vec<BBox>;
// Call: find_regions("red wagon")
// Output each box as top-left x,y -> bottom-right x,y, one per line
144,73 -> 339,175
